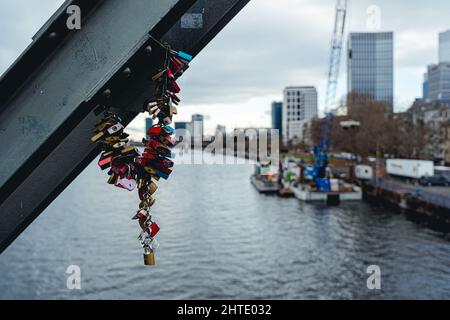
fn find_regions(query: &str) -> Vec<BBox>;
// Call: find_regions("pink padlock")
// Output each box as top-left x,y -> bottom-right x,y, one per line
116,176 -> 137,191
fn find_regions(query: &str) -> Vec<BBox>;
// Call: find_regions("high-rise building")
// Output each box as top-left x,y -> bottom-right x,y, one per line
191,114 -> 204,140
427,63 -> 450,103
439,30 -> 450,63
347,32 -> 394,112
423,72 -> 430,101
175,121 -> 190,131
282,87 -> 318,144
215,125 -> 226,136
145,118 -> 153,139
271,102 -> 282,135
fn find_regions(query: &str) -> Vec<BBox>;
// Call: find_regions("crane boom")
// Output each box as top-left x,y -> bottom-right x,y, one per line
325,0 -> 348,112
313,0 -> 348,192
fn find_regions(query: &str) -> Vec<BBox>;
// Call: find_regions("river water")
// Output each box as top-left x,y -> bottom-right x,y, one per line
0,154 -> 449,299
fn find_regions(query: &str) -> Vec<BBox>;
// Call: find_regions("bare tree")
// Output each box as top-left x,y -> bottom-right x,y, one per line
310,92 -> 430,161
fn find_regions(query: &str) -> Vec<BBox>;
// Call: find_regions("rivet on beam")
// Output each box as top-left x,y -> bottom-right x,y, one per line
122,67 -> 132,78
144,46 -> 153,55
102,89 -> 112,98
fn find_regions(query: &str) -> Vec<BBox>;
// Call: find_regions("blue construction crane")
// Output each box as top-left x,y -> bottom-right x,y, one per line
313,0 -> 348,192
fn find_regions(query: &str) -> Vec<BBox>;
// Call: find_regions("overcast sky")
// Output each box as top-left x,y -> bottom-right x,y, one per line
1,0 -> 449,135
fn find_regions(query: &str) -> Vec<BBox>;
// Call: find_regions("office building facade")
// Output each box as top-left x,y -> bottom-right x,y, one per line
423,72 -> 430,101
271,101 -> 282,134
191,114 -> 204,140
428,63 -> 450,103
439,30 -> 450,63
175,121 -> 189,130
145,118 -> 153,139
347,32 -> 394,112
215,125 -> 226,136
282,87 -> 318,144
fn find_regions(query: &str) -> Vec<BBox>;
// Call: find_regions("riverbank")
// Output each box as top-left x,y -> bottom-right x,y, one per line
363,178 -> 450,233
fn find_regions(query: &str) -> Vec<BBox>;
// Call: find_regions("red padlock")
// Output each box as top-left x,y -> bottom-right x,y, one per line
167,68 -> 175,80
111,161 -> 128,177
147,126 -> 163,137
135,156 -> 149,167
170,57 -> 185,75
146,139 -> 171,156
133,209 -> 149,220
167,91 -> 180,103
150,157 -> 173,169
142,154 -> 158,162
171,81 -> 181,93
98,155 -> 113,170
162,135 -> 176,146
146,222 -> 160,238
138,189 -> 146,201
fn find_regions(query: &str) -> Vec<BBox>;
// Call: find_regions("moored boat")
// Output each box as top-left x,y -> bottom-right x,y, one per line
250,162 -> 279,194
290,180 -> 362,205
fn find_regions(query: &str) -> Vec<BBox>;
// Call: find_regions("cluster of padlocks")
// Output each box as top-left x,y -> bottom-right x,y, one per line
90,42 -> 192,266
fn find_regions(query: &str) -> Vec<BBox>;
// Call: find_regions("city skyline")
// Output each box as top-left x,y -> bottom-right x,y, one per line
1,0 -> 450,134
0,1 -> 449,302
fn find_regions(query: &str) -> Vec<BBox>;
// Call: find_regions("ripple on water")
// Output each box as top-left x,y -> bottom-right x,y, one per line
0,159 -> 449,299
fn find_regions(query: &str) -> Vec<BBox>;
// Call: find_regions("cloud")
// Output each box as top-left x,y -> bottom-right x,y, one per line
178,0 -> 333,106
1,0 -> 450,131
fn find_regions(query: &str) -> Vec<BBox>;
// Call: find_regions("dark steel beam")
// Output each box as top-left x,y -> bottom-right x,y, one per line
0,0 -> 250,254
0,0 -> 196,190
0,0 -> 198,253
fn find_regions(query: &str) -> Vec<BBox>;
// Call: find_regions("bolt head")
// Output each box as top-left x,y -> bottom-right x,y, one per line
123,67 -> 132,78
144,46 -> 153,55
102,89 -> 112,98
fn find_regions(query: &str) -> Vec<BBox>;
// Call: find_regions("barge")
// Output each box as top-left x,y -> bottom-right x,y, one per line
290,180 -> 362,205
250,162 -> 280,194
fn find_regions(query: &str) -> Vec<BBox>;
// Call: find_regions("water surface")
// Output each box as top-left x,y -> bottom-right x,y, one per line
0,157 -> 449,299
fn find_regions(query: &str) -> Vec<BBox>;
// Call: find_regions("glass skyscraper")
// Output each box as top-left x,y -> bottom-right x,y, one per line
145,118 -> 153,139
347,32 -> 394,112
427,63 -> 450,102
439,30 -> 450,63
271,101 -> 282,134
422,30 -> 450,103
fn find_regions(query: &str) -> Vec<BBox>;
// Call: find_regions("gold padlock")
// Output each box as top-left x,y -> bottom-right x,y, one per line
148,181 -> 158,194
139,197 -> 155,209
144,251 -> 156,266
91,131 -> 104,143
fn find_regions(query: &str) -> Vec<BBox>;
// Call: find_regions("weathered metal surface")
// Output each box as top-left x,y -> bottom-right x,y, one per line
0,0 -> 192,187
0,0 -> 198,253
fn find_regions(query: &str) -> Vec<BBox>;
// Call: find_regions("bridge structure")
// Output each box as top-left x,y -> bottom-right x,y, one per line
0,0 -> 250,253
